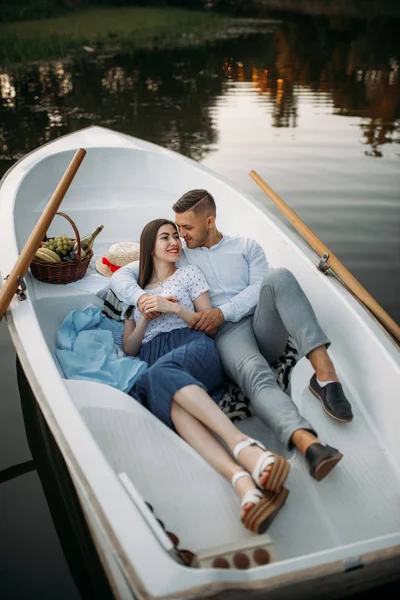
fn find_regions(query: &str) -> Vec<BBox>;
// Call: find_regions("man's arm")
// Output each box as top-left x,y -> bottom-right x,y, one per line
110,260 -> 143,306
218,239 -> 269,322
190,239 -> 269,333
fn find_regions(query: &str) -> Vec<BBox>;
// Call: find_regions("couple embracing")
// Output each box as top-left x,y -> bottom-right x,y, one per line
112,189 -> 353,535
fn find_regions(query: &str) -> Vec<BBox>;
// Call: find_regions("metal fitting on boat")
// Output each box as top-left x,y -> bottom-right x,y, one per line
318,252 -> 330,274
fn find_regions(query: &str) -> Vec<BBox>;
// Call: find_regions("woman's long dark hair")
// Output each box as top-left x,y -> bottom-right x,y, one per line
138,218 -> 178,288
125,218 -> 177,319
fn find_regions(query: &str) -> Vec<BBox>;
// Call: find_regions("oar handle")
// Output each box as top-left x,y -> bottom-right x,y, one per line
249,169 -> 400,343
0,148 -> 86,322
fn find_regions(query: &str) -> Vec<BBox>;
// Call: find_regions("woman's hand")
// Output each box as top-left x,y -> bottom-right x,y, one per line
141,295 -> 179,315
138,293 -> 160,319
140,311 -> 154,321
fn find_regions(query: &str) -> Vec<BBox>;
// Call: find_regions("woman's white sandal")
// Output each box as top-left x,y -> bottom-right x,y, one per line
233,438 -> 290,493
231,471 -> 289,535
232,471 -> 263,510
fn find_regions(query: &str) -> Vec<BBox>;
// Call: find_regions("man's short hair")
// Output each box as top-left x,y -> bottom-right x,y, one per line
173,189 -> 216,217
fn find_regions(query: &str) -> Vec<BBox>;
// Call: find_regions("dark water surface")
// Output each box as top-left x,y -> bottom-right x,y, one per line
1,14 -> 399,599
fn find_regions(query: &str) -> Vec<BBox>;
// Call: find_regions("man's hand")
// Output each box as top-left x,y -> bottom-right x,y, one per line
189,308 -> 224,336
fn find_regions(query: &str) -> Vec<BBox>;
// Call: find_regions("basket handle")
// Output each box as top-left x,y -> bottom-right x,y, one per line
51,212 -> 83,260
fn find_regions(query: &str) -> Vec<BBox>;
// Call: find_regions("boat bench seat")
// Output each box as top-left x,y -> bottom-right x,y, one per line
30,281 -> 103,373
65,378 -> 276,555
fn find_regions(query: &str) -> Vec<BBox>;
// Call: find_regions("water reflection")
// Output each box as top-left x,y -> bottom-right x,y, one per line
273,16 -> 400,156
0,15 -> 399,175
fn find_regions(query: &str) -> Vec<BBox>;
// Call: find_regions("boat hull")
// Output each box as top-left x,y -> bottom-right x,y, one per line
1,126 -> 399,599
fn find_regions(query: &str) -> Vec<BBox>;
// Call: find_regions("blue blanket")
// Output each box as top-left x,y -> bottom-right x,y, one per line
55,305 -> 147,393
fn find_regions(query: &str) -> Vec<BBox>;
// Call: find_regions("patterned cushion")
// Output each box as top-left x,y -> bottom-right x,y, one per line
218,381 -> 254,422
101,288 -> 124,322
270,337 -> 299,392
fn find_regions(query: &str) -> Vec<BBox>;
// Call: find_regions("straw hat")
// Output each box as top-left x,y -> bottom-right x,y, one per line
95,241 -> 140,277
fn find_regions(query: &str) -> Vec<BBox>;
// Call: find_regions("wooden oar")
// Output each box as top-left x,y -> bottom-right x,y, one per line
249,169 -> 400,343
0,148 -> 86,322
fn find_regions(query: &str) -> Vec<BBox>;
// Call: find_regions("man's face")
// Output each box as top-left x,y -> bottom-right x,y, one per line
175,210 -> 211,249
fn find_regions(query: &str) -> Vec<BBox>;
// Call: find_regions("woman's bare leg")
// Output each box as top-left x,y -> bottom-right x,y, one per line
171,400 -> 257,517
173,385 -> 275,486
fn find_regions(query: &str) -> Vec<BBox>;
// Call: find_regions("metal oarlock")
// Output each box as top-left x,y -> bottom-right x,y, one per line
3,274 -> 27,301
318,252 -> 330,274
15,276 -> 27,301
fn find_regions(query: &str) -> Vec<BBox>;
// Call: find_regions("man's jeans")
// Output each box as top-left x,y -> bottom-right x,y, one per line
215,268 -> 330,448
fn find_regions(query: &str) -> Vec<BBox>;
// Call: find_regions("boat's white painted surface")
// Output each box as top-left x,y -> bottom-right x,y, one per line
1,127 -> 399,599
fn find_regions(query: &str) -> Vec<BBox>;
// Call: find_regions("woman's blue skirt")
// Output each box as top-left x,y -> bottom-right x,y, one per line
129,328 -> 225,430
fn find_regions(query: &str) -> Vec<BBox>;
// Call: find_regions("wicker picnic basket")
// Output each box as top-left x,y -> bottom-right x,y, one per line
30,212 -> 93,284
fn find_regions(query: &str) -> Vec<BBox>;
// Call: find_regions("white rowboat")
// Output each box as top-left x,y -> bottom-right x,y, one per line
1,126 -> 399,599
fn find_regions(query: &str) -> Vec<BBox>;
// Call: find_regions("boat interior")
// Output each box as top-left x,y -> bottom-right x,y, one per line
10,142 -> 400,574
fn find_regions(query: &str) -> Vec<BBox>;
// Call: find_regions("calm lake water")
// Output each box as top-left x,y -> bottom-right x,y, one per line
0,13 -> 399,599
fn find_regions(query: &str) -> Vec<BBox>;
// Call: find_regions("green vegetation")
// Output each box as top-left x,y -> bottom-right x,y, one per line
0,6 -> 231,64
2,1 -> 399,65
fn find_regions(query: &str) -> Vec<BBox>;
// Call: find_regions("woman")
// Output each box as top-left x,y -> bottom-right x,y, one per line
123,219 -> 290,534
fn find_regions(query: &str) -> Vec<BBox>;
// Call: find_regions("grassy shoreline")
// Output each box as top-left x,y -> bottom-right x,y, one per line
0,6 -> 233,65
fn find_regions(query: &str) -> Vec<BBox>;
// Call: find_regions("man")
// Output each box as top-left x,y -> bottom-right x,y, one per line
111,189 -> 353,481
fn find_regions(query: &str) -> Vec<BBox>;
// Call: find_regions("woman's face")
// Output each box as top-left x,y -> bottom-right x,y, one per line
153,224 -> 182,263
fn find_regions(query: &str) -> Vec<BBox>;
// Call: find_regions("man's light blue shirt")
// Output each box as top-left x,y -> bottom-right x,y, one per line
110,234 -> 269,323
